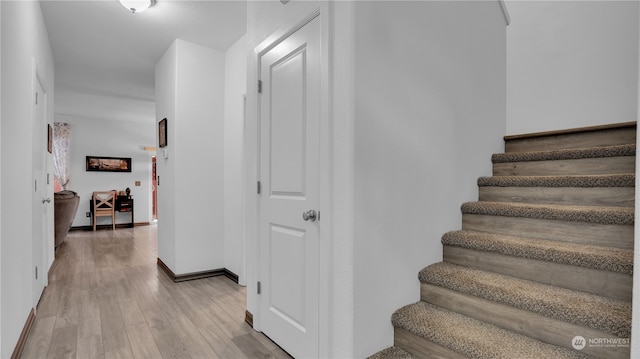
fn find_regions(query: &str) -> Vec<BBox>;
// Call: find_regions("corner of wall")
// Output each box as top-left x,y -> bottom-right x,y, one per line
223,33 -> 248,283
0,0 -> 3,353
498,0 -> 511,26
630,4 -> 640,356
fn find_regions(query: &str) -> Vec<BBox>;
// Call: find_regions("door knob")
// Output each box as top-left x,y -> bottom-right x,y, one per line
42,198 -> 51,204
302,209 -> 317,222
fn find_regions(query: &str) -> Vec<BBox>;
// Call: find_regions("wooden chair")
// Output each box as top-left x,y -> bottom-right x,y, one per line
92,191 -> 116,231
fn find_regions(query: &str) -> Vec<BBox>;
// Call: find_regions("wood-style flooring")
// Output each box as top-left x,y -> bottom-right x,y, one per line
21,225 -> 290,359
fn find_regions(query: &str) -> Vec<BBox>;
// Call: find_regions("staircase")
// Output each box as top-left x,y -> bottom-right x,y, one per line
370,122 -> 636,359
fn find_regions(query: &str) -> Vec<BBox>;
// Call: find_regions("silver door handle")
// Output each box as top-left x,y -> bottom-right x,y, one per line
42,198 -> 51,204
302,210 -> 317,222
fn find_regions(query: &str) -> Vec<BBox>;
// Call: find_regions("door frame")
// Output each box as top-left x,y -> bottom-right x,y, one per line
252,7 -> 332,358
31,60 -> 50,307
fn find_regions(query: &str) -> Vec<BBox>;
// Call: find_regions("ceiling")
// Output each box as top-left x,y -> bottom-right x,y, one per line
40,0 -> 247,123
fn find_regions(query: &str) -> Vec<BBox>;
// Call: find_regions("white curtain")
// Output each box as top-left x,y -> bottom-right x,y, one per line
53,122 -> 71,190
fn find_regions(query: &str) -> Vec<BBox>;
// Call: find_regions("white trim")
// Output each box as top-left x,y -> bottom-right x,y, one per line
318,4 -> 332,358
0,0 -> 2,346
325,1 -> 355,356
255,8 -> 321,56
499,0 -> 511,26
240,93 -> 248,287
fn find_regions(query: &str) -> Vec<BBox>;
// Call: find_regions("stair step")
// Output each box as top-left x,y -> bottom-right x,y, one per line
366,346 -> 418,359
420,262 -> 631,337
392,301 -> 592,359
421,284 -> 630,359
461,201 -> 633,249
494,144 -> 636,163
442,230 -> 632,274
478,174 -> 635,207
462,201 -> 633,226
504,121 -> 636,153
494,157 -> 636,176
492,144 -> 635,176
479,174 -> 635,188
443,246 -> 632,300
463,214 -> 633,249
394,327 -> 468,359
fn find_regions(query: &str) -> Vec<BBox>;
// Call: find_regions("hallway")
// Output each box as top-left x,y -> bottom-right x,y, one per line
21,225 -> 289,359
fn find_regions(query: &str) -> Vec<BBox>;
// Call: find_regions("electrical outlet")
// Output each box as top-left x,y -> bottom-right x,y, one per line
86,212 -> 90,217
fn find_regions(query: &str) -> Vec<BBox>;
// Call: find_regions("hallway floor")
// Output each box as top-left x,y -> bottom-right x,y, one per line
21,225 -> 289,359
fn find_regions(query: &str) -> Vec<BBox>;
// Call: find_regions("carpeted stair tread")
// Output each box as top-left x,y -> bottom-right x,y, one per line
462,201 -> 634,225
392,301 -> 591,359
367,346 -> 418,359
419,262 -> 631,337
492,144 -> 635,163
441,230 -> 632,274
477,174 -> 635,188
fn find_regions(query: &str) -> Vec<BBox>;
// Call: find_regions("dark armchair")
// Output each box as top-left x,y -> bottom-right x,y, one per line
54,190 -> 80,248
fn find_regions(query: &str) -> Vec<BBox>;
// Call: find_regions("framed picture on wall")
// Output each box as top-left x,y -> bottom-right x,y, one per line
86,156 -> 132,172
159,118 -> 167,148
47,124 -> 53,153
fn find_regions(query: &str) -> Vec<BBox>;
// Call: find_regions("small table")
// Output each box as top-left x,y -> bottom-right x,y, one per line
116,197 -> 134,228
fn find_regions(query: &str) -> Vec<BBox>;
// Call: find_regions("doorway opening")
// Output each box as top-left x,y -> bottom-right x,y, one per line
152,156 -> 157,220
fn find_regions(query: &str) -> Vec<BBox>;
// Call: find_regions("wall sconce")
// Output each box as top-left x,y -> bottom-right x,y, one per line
119,0 -> 156,13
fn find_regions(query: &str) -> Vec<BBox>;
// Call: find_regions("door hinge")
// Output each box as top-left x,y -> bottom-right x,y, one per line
258,80 -> 262,94
35,266 -> 38,280
34,179 -> 37,192
257,281 -> 261,294
257,181 -> 261,194
35,92 -> 38,105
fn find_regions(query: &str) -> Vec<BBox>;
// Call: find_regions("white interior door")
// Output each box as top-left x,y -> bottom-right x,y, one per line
259,14 -> 321,359
32,71 -> 48,307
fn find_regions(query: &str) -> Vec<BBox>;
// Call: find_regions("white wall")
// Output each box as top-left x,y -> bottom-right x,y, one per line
352,2 -> 506,356
155,42 -> 177,271
506,1 -> 639,135
0,1 -> 55,357
155,39 -> 226,275
224,34 -> 247,284
57,115 -> 154,228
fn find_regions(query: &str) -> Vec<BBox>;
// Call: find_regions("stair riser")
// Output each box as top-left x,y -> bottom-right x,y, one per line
421,284 -> 630,359
479,186 -> 635,208
505,126 -> 636,153
443,246 -> 632,301
493,156 -> 635,176
394,327 -> 467,359
463,214 -> 633,249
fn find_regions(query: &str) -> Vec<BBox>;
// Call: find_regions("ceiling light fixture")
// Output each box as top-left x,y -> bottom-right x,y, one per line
119,0 -> 155,13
